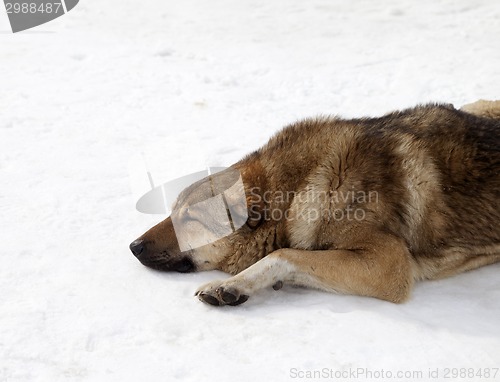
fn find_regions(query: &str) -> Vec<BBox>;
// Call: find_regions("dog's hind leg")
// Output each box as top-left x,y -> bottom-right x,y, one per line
195,232 -> 415,306
412,245 -> 500,280
460,100 -> 500,120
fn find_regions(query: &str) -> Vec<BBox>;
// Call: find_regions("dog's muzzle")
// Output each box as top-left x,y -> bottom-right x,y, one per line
129,239 -> 195,273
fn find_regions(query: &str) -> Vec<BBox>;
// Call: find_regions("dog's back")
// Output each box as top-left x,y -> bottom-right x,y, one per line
255,103 -> 500,280
365,104 -> 500,251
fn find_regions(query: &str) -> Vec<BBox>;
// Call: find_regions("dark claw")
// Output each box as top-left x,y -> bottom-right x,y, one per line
198,293 -> 221,306
217,287 -> 239,304
272,280 -> 283,290
228,295 -> 249,306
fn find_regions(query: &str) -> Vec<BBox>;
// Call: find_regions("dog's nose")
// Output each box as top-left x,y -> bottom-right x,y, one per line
129,239 -> 145,258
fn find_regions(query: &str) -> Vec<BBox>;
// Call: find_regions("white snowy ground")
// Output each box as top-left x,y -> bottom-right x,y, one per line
1,0 -> 500,381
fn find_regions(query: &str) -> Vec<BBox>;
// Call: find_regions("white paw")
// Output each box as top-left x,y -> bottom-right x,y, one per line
195,279 -> 250,306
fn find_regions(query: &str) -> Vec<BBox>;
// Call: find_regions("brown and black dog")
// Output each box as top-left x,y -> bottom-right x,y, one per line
130,100 -> 500,306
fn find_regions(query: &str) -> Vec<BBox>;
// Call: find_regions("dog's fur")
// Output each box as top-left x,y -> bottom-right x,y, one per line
130,100 -> 500,306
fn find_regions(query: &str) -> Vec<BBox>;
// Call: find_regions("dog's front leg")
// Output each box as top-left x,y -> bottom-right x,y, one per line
195,232 -> 414,306
195,253 -> 299,306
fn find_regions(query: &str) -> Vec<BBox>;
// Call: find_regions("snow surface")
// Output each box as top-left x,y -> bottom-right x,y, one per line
1,0 -> 500,381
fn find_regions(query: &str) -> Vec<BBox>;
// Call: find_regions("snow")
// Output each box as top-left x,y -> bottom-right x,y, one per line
1,0 -> 500,381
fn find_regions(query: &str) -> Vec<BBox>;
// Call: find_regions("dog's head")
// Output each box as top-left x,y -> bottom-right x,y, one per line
129,165 -> 267,273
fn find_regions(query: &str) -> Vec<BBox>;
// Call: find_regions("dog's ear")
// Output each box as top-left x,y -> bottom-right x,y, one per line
225,188 -> 264,230
218,165 -> 266,230
219,174 -> 264,230
246,192 -> 264,228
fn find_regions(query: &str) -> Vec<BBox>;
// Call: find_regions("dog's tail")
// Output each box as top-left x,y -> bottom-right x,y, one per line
460,99 -> 500,121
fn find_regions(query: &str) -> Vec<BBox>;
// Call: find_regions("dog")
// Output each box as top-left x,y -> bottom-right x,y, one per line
130,100 -> 500,306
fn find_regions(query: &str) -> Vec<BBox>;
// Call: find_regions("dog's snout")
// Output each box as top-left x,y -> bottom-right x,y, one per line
129,239 -> 145,258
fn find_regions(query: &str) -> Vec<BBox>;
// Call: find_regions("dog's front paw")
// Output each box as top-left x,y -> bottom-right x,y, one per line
195,280 -> 250,307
